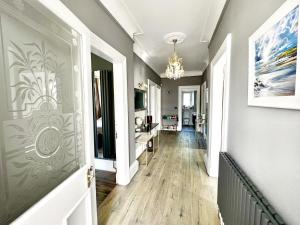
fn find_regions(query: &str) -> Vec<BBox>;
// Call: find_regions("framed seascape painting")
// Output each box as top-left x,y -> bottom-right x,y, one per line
248,0 -> 300,110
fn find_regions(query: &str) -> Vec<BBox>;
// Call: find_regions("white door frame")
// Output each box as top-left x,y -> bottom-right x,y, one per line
147,79 -> 161,125
207,33 -> 232,178
90,32 -> 131,186
147,79 -> 156,119
156,86 -> 162,129
11,0 -> 97,224
178,85 -> 200,131
201,82 -> 207,115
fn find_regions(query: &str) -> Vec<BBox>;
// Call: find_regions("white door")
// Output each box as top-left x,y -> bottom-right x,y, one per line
147,79 -> 157,122
0,1 -> 97,225
201,82 -> 207,115
207,34 -> 231,178
150,85 -> 156,122
156,86 -> 161,128
208,53 -> 227,178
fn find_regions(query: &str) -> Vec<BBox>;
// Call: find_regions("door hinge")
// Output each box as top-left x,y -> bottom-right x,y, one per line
87,166 -> 95,188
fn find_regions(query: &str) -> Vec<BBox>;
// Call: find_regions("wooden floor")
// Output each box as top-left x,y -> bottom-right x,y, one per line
98,132 -> 220,225
95,170 -> 116,207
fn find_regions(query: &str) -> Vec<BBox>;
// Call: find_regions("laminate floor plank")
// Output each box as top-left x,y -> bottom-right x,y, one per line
98,132 -> 220,225
95,170 -> 116,207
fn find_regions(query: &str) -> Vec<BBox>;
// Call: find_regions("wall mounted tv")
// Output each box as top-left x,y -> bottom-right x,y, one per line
134,88 -> 146,111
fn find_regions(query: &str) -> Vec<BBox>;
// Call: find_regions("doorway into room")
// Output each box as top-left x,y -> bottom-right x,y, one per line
90,31 -> 130,186
91,53 -> 116,160
91,53 -> 117,206
177,86 -> 200,148
178,85 -> 200,132
89,33 -> 132,222
181,91 -> 197,132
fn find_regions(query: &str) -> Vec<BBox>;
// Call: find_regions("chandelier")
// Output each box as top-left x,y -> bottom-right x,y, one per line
165,39 -> 184,80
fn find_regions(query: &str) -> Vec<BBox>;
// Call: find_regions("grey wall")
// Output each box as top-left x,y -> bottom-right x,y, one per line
133,54 -> 161,123
91,53 -> 113,72
161,77 -> 202,115
134,54 -> 161,88
208,0 -> 300,224
61,0 -> 136,165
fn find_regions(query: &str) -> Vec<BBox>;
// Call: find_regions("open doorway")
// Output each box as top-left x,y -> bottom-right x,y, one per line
90,30 -> 132,191
92,54 -> 116,160
178,86 -> 200,132
182,91 -> 196,132
91,53 -> 117,206
90,31 -> 133,217
206,33 -> 232,178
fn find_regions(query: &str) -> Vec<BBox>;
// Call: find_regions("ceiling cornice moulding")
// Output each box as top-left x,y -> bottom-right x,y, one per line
98,0 -> 159,75
98,0 -> 143,39
133,41 -> 161,75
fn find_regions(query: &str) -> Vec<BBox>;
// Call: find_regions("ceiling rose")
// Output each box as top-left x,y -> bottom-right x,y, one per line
163,32 -> 186,44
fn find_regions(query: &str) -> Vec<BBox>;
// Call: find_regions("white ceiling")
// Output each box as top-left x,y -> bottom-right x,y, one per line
99,0 -> 227,77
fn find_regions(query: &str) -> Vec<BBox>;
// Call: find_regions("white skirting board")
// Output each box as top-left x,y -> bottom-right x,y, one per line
219,210 -> 225,225
129,160 -> 139,180
94,158 -> 116,172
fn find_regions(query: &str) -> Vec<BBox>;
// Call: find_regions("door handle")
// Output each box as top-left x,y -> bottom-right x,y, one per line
87,166 -> 95,188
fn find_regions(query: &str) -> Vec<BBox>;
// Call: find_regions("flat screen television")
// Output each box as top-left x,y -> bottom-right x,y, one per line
134,88 -> 146,111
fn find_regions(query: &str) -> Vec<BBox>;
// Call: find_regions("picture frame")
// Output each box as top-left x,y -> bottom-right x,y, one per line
248,0 -> 300,110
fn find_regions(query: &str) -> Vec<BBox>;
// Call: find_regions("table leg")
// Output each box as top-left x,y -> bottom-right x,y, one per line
146,143 -> 148,166
153,137 -> 155,155
158,131 -> 160,149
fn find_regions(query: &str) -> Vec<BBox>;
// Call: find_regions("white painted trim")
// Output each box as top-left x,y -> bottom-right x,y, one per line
129,160 -> 139,180
156,86 -> 162,130
218,211 -> 225,225
97,0 -> 162,76
90,32 -> 131,186
97,0 -> 143,39
11,166 -> 92,225
160,70 -> 203,78
207,33 -> 232,178
147,79 -> 162,125
177,85 -> 201,131
10,1 -> 98,224
94,159 -> 116,172
147,79 -> 156,115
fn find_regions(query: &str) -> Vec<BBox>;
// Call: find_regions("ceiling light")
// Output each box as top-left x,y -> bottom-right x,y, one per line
165,39 -> 184,80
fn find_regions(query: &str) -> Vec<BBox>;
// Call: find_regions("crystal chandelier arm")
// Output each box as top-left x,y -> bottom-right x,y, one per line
165,38 -> 184,80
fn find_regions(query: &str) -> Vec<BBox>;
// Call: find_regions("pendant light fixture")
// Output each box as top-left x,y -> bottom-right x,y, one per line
165,39 -> 184,80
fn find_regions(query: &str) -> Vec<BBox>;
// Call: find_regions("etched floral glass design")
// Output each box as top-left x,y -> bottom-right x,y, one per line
0,0 -> 85,224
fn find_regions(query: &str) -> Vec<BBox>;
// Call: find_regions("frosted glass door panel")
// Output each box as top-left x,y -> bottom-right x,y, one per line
0,0 -> 85,224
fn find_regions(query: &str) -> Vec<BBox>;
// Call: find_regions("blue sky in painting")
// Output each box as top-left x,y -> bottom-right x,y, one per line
255,6 -> 299,66
253,6 -> 299,97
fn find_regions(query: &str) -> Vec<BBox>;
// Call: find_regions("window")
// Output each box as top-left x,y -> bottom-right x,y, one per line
183,92 -> 194,107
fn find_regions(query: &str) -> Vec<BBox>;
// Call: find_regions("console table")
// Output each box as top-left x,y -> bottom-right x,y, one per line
135,123 -> 159,165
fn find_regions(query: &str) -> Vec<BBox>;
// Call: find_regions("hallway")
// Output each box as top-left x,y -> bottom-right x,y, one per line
99,133 -> 220,225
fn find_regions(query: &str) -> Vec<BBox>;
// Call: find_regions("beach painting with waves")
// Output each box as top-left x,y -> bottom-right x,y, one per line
254,6 -> 298,97
249,1 -> 300,110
